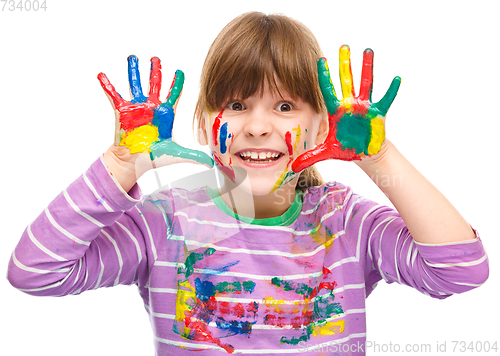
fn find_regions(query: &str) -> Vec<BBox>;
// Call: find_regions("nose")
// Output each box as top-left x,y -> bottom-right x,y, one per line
242,109 -> 273,138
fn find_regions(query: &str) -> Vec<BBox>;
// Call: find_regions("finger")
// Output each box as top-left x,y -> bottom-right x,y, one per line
148,57 -> 162,104
97,72 -> 126,108
150,140 -> 214,168
291,141 -> 360,172
339,45 -> 355,100
375,76 -> 401,116
164,70 -> 185,108
359,48 -> 374,102
317,58 -> 339,115
155,72 -> 184,141
127,55 -> 148,103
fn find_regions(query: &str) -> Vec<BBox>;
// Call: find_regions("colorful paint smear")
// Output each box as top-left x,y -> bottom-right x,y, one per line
219,123 -> 230,154
210,109 -> 236,182
97,55 -> 213,167
175,250 -> 345,352
292,45 -> 401,172
212,110 -> 222,147
262,267 -> 344,345
270,125 -> 301,192
174,249 -> 258,353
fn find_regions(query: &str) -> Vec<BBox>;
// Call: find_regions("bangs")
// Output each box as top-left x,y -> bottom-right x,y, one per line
197,12 -> 325,115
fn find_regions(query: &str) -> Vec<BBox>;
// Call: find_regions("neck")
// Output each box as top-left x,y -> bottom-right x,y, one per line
219,179 -> 299,220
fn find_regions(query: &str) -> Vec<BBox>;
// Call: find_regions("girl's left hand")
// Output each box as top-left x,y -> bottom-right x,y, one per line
292,45 -> 401,173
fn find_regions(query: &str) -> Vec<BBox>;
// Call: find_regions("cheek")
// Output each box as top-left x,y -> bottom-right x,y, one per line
301,127 -> 318,151
209,110 -> 232,154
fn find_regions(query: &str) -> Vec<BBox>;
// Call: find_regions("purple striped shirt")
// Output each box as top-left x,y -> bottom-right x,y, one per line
7,157 -> 489,355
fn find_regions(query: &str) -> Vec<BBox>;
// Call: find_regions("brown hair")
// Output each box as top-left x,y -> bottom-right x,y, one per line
194,12 -> 325,190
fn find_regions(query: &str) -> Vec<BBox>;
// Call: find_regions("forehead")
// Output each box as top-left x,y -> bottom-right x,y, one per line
230,75 -> 297,102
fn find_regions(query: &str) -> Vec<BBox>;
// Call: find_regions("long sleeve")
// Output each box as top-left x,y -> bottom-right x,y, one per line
7,156 -> 150,296
342,190 -> 489,299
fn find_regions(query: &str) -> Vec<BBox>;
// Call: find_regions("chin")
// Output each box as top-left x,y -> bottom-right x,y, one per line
235,179 -> 273,196
246,174 -> 297,196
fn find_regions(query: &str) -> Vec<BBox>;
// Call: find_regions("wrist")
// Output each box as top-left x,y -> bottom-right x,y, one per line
355,139 -> 392,175
102,145 -> 150,192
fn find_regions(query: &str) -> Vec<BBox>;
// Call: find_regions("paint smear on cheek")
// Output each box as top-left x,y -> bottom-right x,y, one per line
210,109 -> 236,182
219,122 -> 230,154
211,110 -> 224,147
270,131 -> 294,192
292,125 -> 301,157
270,127 -> 302,192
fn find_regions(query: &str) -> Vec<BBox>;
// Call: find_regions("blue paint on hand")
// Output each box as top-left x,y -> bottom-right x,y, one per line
153,105 -> 174,140
127,55 -> 148,104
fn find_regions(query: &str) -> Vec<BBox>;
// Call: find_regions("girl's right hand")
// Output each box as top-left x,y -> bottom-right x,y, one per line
98,56 -> 214,191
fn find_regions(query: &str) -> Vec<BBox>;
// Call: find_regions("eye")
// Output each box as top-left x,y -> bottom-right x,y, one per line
276,102 -> 293,112
227,101 -> 245,111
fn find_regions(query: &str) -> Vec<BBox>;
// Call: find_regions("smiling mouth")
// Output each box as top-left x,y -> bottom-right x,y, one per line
238,151 -> 284,164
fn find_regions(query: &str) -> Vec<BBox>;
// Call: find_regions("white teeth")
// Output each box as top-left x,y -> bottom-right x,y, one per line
239,151 -> 281,161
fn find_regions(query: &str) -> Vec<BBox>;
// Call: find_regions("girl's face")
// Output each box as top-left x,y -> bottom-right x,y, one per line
200,82 -> 328,196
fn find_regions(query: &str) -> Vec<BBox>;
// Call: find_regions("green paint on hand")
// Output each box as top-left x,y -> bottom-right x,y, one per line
165,70 -> 185,108
150,140 -> 214,168
336,113 -> 371,155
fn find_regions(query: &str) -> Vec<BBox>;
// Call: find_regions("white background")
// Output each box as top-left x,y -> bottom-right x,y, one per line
1,0 -> 498,355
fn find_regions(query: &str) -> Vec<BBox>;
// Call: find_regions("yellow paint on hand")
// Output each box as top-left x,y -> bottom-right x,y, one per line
339,45 -> 354,108
312,320 -> 345,337
367,116 -> 385,155
119,124 -> 159,154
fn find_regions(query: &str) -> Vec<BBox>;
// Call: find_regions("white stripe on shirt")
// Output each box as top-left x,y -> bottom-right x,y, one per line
44,207 -> 90,246
83,172 -> 115,213
27,224 -> 67,262
63,188 -> 104,227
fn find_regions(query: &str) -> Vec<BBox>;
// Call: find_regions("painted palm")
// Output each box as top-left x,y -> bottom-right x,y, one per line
97,55 -> 213,167
292,45 -> 401,172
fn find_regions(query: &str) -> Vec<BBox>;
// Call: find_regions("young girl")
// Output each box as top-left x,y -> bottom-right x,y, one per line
7,12 -> 488,355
